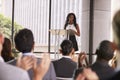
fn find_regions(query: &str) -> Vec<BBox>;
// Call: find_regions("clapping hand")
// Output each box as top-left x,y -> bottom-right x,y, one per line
16,55 -> 35,71
33,53 -> 51,80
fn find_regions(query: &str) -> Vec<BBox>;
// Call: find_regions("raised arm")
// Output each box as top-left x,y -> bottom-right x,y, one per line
33,53 -> 51,80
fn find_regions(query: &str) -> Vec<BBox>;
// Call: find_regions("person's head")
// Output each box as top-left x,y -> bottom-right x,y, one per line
64,13 -> 77,28
112,10 -> 120,49
60,40 -> 74,56
1,37 -> 14,62
95,40 -> 115,61
14,28 -> 34,53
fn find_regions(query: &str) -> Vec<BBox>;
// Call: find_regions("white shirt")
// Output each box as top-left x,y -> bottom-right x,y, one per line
66,24 -> 77,32
65,24 -> 77,40
62,56 -> 71,59
0,56 -> 4,62
22,52 -> 36,57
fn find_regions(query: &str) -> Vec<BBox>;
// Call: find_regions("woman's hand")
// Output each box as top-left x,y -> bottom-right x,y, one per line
78,52 -> 87,67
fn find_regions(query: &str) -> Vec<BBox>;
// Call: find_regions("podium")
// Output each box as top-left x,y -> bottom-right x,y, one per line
49,29 -> 67,36
49,29 -> 67,59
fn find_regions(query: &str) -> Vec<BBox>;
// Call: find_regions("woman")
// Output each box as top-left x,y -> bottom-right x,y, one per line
64,13 -> 80,51
1,37 -> 14,62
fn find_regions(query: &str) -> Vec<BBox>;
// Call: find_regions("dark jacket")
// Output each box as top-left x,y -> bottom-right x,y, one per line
52,57 -> 77,78
91,61 -> 115,80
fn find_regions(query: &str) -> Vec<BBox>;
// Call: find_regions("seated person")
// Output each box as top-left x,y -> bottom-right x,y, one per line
0,30 -> 51,80
1,37 -> 15,62
9,28 -> 56,80
52,40 -> 77,78
90,40 -> 116,80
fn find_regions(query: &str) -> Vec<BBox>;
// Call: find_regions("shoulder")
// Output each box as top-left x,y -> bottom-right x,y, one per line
76,23 -> 79,26
91,62 -> 102,68
0,62 -> 29,80
8,58 -> 17,65
0,62 -> 26,73
52,58 -> 65,65
6,58 -> 16,64
52,59 -> 60,64
75,24 -> 79,28
109,71 -> 120,80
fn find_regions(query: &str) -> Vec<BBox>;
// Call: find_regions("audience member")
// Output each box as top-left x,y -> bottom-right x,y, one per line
0,31 -> 51,80
52,40 -> 77,78
1,37 -> 15,62
90,40 -> 116,80
9,28 -> 56,80
0,32 -> 30,80
76,68 -> 99,80
108,9 -> 120,80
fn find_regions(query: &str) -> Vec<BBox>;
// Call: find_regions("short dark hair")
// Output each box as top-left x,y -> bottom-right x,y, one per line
60,40 -> 73,55
95,40 -> 115,61
14,28 -> 34,53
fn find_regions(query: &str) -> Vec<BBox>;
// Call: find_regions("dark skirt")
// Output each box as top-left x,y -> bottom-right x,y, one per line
69,35 -> 78,51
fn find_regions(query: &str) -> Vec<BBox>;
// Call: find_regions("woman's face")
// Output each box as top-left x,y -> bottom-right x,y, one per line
69,15 -> 74,23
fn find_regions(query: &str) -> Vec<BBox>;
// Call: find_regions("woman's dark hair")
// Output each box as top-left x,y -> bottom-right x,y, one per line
1,37 -> 14,62
64,13 -> 77,29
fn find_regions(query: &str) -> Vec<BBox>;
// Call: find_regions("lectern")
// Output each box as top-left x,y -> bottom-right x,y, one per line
49,29 -> 67,59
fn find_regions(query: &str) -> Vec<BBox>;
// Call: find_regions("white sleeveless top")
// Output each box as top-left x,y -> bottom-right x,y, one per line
66,24 -> 77,32
65,24 -> 77,39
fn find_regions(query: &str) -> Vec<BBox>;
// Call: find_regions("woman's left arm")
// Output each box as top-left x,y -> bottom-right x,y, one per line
75,24 -> 80,36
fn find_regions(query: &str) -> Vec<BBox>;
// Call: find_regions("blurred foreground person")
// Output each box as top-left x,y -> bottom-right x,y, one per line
0,32 -> 51,80
0,33 -> 30,80
109,9 -> 120,80
53,40 -> 77,78
76,68 -> 99,80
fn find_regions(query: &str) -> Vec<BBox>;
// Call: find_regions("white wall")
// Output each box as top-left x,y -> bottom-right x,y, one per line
111,0 -> 120,17
81,0 -> 90,53
93,0 -> 111,53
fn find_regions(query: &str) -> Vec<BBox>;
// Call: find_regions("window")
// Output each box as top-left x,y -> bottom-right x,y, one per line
1,0 -> 82,52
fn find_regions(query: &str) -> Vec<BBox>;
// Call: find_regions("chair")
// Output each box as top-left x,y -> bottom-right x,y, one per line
56,77 -> 73,80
